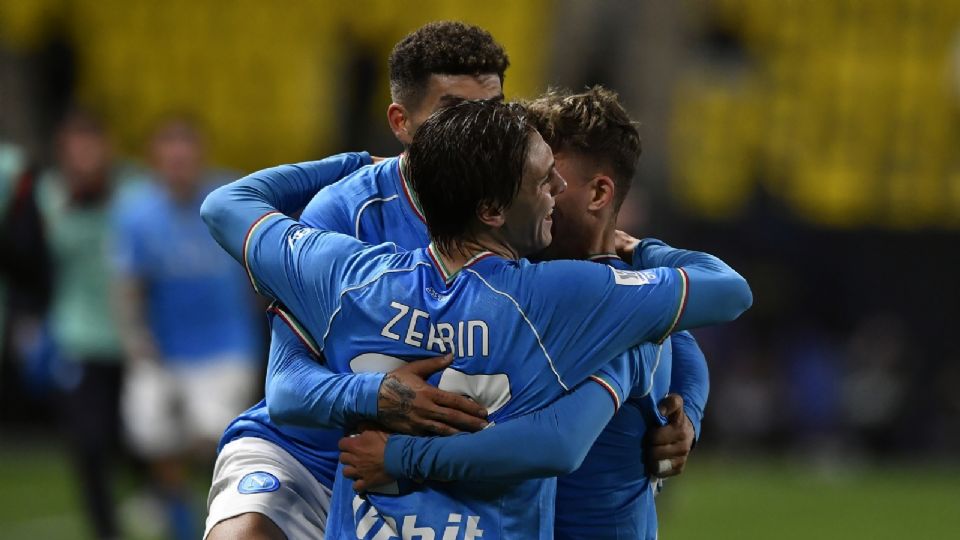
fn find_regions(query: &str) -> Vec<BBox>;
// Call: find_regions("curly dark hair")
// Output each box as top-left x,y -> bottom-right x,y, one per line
408,99 -> 532,255
525,86 -> 641,211
389,21 -> 510,108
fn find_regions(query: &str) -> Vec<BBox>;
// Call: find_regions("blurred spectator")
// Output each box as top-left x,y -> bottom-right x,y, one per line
111,117 -> 260,540
0,142 -> 51,419
842,313 -> 908,456
34,110 -> 131,540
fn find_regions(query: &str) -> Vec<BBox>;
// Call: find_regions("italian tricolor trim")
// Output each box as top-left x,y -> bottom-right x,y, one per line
659,267 -> 689,343
243,211 -> 283,294
426,243 -> 496,284
267,302 -> 322,358
589,374 -> 622,411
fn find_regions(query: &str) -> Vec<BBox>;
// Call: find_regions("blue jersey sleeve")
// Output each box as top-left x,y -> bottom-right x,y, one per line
200,152 -> 370,265
632,238 -> 753,331
264,304 -> 383,428
201,153 -> 374,339
384,379 -> 616,482
300,181 -> 357,235
668,331 -> 709,440
526,245 -> 750,390
588,348 -> 645,413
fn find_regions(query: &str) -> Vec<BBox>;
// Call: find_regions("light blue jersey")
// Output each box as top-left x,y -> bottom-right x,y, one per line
218,154 -> 452,488
246,231 -> 686,540
111,178 -> 258,362
217,152 -> 376,488
554,255 -> 674,540
212,155 -> 721,537
200,155 -> 738,538
300,155 -> 429,250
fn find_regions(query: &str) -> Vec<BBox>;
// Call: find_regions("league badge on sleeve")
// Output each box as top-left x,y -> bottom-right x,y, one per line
238,471 -> 281,494
611,267 -> 659,286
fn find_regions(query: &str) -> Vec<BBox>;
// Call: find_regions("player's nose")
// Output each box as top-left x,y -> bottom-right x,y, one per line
552,173 -> 567,195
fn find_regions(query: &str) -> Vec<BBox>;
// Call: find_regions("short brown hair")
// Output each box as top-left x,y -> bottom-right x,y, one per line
525,86 -> 640,210
409,100 -> 532,255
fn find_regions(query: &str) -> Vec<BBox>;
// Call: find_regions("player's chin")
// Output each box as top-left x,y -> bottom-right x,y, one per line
536,231 -> 552,252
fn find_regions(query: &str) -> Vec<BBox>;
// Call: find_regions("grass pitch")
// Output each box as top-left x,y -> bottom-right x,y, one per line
0,441 -> 956,539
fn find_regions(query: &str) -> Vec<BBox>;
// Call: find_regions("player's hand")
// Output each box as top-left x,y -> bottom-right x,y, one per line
377,354 -> 488,436
614,230 -> 641,263
339,430 -> 394,492
645,393 -> 695,478
370,155 -> 387,164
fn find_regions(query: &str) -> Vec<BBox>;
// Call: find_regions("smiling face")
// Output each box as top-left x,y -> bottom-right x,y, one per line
500,131 -> 567,256
391,73 -> 504,146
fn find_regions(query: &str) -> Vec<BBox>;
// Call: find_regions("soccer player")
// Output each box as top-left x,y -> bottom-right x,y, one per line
204,22 -> 508,539
112,116 -> 261,539
207,22 -> 705,537
201,99 -> 752,538
338,86 -> 707,539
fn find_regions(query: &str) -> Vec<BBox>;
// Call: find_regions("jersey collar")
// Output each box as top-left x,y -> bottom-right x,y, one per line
398,154 -> 426,224
587,253 -> 621,263
426,243 -> 496,285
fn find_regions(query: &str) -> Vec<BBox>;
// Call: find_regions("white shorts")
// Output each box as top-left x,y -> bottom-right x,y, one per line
204,437 -> 332,539
122,355 -> 257,458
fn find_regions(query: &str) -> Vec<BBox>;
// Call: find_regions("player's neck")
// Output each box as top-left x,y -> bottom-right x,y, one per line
434,236 -> 517,275
562,217 -> 618,261
589,219 -> 619,260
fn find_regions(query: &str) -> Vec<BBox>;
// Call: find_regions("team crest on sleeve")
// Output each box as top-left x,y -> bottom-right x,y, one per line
611,267 -> 659,286
287,227 -> 315,250
238,471 -> 281,494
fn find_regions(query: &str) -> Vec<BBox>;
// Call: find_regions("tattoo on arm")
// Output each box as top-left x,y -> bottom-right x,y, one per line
378,374 -> 416,423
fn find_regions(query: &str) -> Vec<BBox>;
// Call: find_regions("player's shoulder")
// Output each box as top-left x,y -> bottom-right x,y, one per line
459,257 -> 604,312
302,156 -> 400,225
333,240 -> 426,288
319,156 -> 399,203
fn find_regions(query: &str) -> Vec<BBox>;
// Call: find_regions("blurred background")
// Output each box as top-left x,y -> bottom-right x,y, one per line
1,0 -> 958,539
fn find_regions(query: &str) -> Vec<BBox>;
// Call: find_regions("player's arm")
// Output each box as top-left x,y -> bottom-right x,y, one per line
668,331 -> 708,439
534,242 -> 751,389
264,305 -> 382,428
205,157 -> 488,434
201,152 -> 382,336
109,199 -> 161,365
630,238 -> 752,331
338,352 -> 638,489
643,331 -> 708,479
340,379 -> 618,489
265,305 -> 487,434
200,152 -> 370,264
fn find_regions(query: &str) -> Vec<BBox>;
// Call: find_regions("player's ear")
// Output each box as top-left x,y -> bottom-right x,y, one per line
387,103 -> 412,145
588,175 -> 615,212
476,203 -> 506,228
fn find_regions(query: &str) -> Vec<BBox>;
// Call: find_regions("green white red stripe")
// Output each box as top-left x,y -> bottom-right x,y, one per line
268,302 -> 322,357
243,211 -> 283,294
426,243 -> 496,284
589,374 -> 621,411
659,267 -> 689,343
